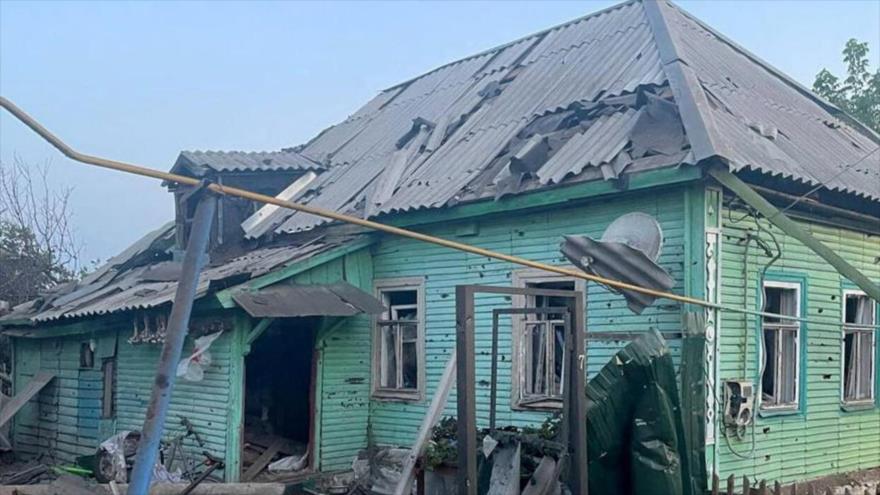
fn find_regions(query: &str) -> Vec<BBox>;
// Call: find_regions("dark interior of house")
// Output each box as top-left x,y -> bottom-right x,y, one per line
242,317 -> 317,478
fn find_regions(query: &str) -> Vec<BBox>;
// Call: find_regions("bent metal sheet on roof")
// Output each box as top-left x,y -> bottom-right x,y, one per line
240,0 -> 876,238
232,282 -> 386,318
1,225 -> 366,324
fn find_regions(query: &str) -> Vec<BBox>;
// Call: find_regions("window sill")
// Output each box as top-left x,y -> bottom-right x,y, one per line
840,401 -> 876,413
372,390 -> 422,403
758,406 -> 801,418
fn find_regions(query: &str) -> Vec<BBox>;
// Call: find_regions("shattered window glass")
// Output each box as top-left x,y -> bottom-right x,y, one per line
843,292 -> 876,404
520,280 -> 573,404
761,284 -> 800,409
376,288 -> 421,395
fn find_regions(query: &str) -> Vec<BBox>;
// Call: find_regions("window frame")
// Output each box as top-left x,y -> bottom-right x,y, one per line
511,269 -> 585,410
759,280 -> 802,412
840,289 -> 877,407
371,277 -> 426,402
101,358 -> 116,419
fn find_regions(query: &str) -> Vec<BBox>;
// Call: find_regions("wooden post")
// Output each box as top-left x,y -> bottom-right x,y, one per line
568,292 -> 588,495
455,286 -> 477,495
758,479 -> 767,495
711,473 -> 719,495
742,476 -> 750,495
727,475 -> 735,495
774,481 -> 781,495
790,482 -> 797,495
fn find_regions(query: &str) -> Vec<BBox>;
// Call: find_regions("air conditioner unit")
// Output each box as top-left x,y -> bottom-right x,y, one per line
723,380 -> 755,427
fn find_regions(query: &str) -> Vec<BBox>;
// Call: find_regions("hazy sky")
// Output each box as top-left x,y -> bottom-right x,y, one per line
1,0 -> 878,264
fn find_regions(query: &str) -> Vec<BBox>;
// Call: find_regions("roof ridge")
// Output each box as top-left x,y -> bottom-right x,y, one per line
662,0 -> 880,144
382,0 -> 641,93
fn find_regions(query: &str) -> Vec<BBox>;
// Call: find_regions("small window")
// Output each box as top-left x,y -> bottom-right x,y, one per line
102,358 -> 116,418
80,342 -> 95,368
373,279 -> 424,400
760,282 -> 801,410
512,270 -> 583,409
842,291 -> 876,404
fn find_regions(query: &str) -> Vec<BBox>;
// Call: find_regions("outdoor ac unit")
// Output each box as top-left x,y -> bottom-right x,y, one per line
723,380 -> 755,427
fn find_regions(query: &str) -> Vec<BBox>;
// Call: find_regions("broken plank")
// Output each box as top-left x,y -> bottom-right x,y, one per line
393,352 -> 456,495
241,438 -> 283,482
522,456 -> 557,495
0,372 -> 55,428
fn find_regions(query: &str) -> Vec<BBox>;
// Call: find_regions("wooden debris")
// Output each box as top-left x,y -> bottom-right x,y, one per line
521,456 -> 557,495
241,437 -> 284,482
0,372 -> 55,428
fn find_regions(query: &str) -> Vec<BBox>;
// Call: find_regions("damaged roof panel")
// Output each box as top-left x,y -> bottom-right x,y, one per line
657,0 -> 879,199
232,282 -> 385,318
538,108 -> 642,185
2,227 -> 366,324
174,150 -> 324,177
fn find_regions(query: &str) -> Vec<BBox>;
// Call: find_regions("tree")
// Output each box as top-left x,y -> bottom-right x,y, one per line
813,38 -> 880,133
0,157 -> 80,308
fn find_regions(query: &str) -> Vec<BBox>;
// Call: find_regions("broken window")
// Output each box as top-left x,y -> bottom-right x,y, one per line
761,282 -> 800,410
374,279 -> 423,399
843,291 -> 876,404
80,342 -> 94,368
102,358 -> 116,418
513,272 -> 581,408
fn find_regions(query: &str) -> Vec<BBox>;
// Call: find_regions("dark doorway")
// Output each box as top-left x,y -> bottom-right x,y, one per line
242,317 -> 317,480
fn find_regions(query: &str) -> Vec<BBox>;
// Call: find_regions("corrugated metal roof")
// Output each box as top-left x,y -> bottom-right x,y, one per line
173,150 -> 324,177
655,0 -> 879,199
1,225 -> 365,324
271,0 -> 673,230
257,0 -> 877,235
232,282 -> 385,318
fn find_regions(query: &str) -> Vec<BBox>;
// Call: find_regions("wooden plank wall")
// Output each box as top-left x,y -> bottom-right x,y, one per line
290,250 -> 374,471
366,188 -> 688,447
12,332 -> 116,463
717,204 -> 880,482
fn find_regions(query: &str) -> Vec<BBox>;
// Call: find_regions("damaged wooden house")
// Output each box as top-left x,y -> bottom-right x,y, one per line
1,0 -> 878,490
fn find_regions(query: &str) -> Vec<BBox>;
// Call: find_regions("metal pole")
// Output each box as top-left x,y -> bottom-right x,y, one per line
128,193 -> 216,494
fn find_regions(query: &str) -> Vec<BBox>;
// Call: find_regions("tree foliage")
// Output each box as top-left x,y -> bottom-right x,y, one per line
0,157 -> 80,308
813,38 -> 880,133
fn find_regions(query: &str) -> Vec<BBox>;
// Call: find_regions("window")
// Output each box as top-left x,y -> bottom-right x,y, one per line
373,279 -> 424,400
760,282 -> 801,410
842,291 -> 876,404
80,342 -> 94,368
102,358 -> 116,418
512,270 -> 583,409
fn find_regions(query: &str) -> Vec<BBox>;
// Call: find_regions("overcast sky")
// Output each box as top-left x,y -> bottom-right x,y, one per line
1,0 -> 878,264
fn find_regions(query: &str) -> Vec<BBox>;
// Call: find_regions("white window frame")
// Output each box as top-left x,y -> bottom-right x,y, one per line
841,289 -> 876,406
511,269 -> 585,410
372,277 -> 425,401
759,280 -> 801,411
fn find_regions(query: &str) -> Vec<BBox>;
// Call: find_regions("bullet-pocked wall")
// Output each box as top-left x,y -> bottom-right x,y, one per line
365,187 -> 690,447
716,202 -> 880,483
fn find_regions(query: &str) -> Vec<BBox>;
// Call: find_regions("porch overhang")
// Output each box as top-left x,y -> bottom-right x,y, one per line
231,282 -> 385,318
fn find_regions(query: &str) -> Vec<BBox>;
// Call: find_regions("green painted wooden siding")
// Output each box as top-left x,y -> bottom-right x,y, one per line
11,331 -> 118,462
716,205 -> 880,483
115,327 -> 235,479
367,188 -> 689,447
288,249 -> 374,471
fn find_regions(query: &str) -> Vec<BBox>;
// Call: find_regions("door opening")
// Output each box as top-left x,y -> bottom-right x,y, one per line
242,317 -> 317,481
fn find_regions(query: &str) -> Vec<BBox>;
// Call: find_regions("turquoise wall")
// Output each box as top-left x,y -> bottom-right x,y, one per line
716,204 -> 880,483
365,187 -> 689,447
